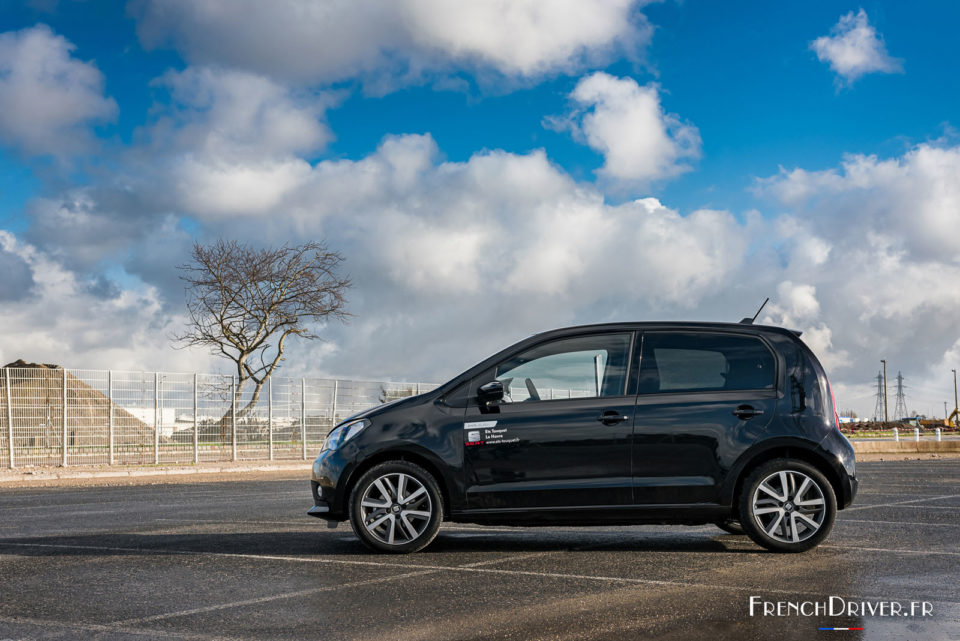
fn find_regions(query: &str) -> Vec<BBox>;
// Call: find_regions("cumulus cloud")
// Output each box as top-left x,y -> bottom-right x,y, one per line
547,72 -> 701,185
0,24 -> 116,156
0,232 -> 209,371
0,242 -> 34,301
155,66 -> 335,160
758,144 -> 960,259
811,9 -> 903,84
132,0 -> 652,87
139,66 -> 336,218
271,137 -> 746,380
755,143 -> 960,415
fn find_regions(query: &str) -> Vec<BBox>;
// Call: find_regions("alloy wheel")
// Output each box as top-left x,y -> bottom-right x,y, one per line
359,472 -> 433,545
751,470 -> 826,544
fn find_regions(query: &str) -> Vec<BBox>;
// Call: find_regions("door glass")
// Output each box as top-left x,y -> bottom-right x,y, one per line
495,334 -> 631,403
638,332 -> 775,394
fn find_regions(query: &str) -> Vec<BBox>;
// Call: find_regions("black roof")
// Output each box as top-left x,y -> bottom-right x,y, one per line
533,320 -> 799,337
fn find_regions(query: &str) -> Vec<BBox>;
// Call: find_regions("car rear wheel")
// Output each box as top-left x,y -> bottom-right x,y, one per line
738,458 -> 836,553
349,461 -> 443,554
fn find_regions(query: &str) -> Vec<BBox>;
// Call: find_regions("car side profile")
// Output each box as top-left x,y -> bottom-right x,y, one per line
308,321 -> 857,553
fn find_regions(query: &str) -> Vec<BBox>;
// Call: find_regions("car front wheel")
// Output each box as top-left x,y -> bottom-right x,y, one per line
348,461 -> 443,554
738,459 -> 837,553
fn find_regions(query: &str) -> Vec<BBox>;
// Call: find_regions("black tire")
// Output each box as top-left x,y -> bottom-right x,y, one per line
738,458 -> 837,553
715,518 -> 745,535
349,460 -> 443,554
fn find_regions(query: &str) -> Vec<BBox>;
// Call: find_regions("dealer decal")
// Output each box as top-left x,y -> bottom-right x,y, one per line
464,421 -> 520,447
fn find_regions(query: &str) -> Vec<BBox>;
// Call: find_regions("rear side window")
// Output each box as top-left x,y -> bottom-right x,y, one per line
638,332 -> 776,394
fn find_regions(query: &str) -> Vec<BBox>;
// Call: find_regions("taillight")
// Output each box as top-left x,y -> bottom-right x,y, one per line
828,379 -> 840,428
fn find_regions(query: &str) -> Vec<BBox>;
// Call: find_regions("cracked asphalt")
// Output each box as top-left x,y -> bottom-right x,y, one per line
1,459 -> 958,640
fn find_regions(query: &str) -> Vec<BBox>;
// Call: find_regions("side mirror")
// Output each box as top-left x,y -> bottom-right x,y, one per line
477,380 -> 504,405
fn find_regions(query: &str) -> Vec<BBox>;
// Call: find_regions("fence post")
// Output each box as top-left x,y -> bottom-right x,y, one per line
154,372 -> 160,465
416,382 -> 421,395
331,380 -> 339,431
193,373 -> 199,464
6,368 -> 14,469
301,378 -> 307,460
231,376 -> 237,462
62,368 -> 68,467
268,377 -> 274,461
914,427 -> 920,442
108,370 -> 114,466
893,427 -> 899,442
936,427 -> 942,442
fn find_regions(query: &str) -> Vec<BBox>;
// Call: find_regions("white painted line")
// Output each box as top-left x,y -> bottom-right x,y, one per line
459,551 -> 550,567
850,504 -> 958,511
155,518 -> 304,526
822,544 -> 960,557
3,541 -> 958,605
844,493 -> 960,511
838,518 -> 960,528
110,568 -> 436,626
0,614 -> 244,640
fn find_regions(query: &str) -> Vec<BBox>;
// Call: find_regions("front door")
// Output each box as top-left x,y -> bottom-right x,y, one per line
463,332 -> 635,510
632,331 -> 778,505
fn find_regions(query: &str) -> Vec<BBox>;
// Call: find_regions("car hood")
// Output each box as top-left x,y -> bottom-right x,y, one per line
335,393 -> 429,426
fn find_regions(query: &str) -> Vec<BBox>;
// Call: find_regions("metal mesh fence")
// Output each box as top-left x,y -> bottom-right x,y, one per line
0,366 -> 437,469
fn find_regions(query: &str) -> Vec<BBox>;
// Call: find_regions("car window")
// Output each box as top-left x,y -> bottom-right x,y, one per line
638,332 -> 775,394
495,334 -> 631,403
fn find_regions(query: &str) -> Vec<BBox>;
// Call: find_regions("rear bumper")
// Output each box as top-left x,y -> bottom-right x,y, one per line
841,473 -> 858,509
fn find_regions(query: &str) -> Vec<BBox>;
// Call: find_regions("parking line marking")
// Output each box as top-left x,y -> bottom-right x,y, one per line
849,504 -> 958,511
822,544 -> 960,557
844,493 -> 960,511
838,518 -> 960,528
0,614 -> 245,640
109,568 -> 437,626
3,541 -> 958,605
460,551 -> 551,567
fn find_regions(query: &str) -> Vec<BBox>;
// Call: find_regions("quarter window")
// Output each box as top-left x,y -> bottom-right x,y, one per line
495,334 -> 631,402
638,332 -> 775,394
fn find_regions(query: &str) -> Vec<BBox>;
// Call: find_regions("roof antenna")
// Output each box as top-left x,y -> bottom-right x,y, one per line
740,297 -> 769,325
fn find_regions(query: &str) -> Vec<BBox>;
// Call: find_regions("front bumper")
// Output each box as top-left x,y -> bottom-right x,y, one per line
307,480 -> 331,518
307,448 -> 351,521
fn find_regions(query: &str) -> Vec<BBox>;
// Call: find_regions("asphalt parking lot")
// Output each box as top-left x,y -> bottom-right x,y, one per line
0,460 -> 958,641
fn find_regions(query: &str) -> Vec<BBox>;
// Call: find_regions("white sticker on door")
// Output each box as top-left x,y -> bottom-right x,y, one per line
464,421 -> 498,429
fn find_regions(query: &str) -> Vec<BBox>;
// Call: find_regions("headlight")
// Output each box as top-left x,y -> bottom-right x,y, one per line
321,419 -> 370,451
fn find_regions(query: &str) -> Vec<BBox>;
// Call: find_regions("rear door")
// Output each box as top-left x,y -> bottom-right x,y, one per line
631,330 -> 778,505
462,332 -> 636,510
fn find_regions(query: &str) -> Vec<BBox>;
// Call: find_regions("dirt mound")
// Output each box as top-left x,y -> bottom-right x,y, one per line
1,363 -> 153,448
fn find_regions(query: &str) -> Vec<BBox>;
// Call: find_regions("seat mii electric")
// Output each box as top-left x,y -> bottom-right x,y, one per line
308,322 -> 857,553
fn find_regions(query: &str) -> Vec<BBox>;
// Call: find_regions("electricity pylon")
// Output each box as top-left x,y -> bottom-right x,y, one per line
872,371 -> 885,422
893,371 -> 908,421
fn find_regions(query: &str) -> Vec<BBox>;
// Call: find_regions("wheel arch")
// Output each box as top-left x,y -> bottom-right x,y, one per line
722,438 -> 845,514
340,446 -> 454,519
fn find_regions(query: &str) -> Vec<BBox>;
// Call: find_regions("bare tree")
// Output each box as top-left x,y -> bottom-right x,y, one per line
175,240 -> 350,431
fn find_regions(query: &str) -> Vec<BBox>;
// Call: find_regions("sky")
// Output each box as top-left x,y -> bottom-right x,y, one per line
1,0 -> 959,419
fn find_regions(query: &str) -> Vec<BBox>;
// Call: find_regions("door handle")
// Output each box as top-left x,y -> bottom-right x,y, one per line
733,405 -> 764,420
597,411 -> 630,425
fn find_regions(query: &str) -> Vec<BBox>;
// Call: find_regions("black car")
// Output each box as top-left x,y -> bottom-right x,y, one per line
309,322 -> 857,554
